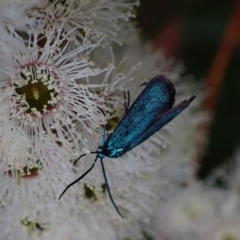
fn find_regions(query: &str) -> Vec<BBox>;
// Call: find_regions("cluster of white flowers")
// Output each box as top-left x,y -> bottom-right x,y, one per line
154,181 -> 240,240
0,1 -> 199,240
153,102 -> 240,240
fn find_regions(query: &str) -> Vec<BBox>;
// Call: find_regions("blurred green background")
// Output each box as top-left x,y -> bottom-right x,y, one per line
137,0 -> 240,179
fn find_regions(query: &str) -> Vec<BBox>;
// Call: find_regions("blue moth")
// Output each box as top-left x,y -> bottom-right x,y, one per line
59,75 -> 195,217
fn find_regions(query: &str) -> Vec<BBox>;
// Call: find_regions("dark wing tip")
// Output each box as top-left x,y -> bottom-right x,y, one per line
180,95 -> 196,107
150,75 -> 196,108
149,75 -> 176,107
188,95 -> 196,102
151,74 -> 176,97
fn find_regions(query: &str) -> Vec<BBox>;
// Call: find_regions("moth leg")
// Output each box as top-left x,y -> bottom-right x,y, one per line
100,158 -> 124,218
123,91 -> 130,112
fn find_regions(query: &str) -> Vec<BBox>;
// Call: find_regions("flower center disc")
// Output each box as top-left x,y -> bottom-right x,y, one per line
13,64 -> 61,116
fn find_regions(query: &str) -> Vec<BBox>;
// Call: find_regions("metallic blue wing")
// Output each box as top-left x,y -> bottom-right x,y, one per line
126,96 -> 196,152
104,75 -> 176,155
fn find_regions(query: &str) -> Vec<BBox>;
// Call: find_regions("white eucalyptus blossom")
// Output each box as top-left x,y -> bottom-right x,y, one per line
156,86 -> 206,193
201,220 -> 240,240
0,1 -> 197,240
0,33 -> 186,239
155,183 -> 219,240
0,30 -> 110,176
154,149 -> 240,240
3,0 -> 139,45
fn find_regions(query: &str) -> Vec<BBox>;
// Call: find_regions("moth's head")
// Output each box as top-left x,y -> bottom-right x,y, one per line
96,146 -> 107,159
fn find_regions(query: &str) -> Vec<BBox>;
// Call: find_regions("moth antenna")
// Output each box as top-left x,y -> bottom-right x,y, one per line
124,92 -> 127,111
100,158 -> 124,218
59,156 -> 99,200
124,91 -> 130,112
73,152 -> 98,165
127,91 -> 130,110
73,153 -> 86,165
